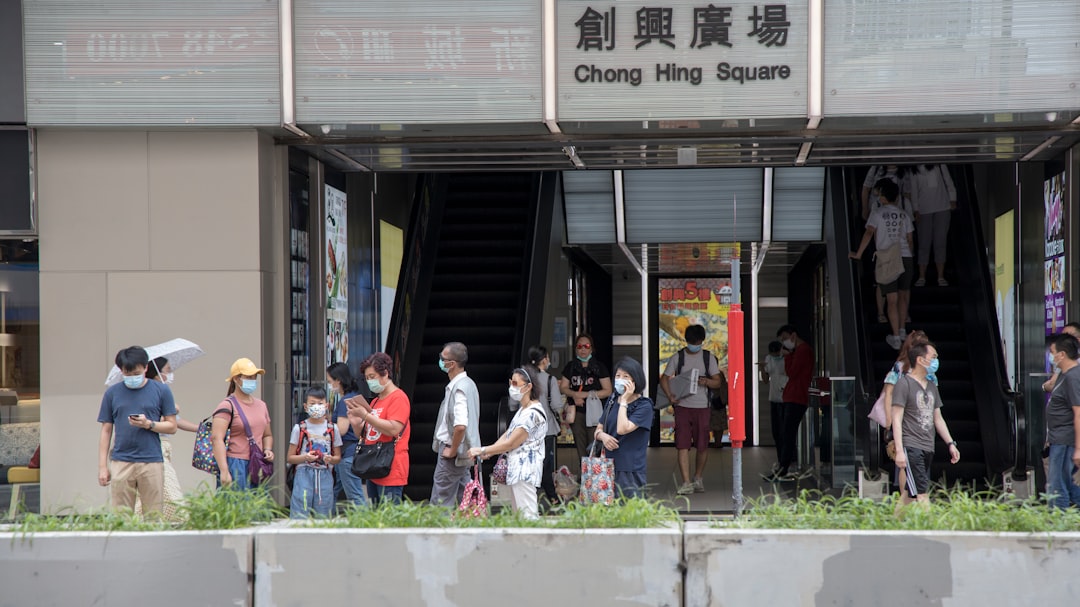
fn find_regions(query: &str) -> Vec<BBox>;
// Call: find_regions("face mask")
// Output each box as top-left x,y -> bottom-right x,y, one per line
162,373 -> 175,385
614,378 -> 630,395
122,374 -> 144,389
686,344 -> 703,353
782,339 -> 795,350
367,378 -> 386,394
438,359 -> 450,373
307,403 -> 327,418
576,354 -> 592,363
924,358 -> 940,375
508,385 -> 524,402
240,379 -> 258,395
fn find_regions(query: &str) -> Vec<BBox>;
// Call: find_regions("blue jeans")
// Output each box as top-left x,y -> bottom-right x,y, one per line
290,466 -> 335,519
336,453 -> 368,506
218,457 -> 251,491
1046,445 -> 1080,510
367,481 -> 404,506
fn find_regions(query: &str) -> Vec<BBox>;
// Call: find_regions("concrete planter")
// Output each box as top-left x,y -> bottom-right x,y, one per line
255,526 -> 684,606
0,529 -> 254,606
683,524 -> 1080,606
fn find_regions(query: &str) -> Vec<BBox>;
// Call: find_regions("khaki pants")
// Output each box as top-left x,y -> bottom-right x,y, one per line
111,461 -> 165,516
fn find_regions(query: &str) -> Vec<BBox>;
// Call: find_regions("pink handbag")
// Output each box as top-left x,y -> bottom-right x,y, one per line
457,462 -> 488,518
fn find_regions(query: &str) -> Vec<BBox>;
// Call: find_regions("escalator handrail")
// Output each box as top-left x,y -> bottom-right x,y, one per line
952,164 -> 1022,477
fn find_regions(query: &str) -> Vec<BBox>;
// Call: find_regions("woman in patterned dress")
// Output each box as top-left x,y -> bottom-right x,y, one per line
468,364 -> 547,519
135,357 -> 198,520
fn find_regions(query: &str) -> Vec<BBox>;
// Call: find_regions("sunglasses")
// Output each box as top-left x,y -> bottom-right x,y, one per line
576,343 -> 592,350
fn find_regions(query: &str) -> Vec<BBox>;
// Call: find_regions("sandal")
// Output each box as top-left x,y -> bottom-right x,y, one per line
914,278 -> 926,287
877,314 -> 887,323
937,278 -> 949,286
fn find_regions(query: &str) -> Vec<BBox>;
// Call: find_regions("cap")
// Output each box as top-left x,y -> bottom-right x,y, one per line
227,357 -> 265,382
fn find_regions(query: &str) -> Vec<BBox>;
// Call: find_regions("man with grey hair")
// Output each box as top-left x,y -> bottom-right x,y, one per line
430,342 -> 482,507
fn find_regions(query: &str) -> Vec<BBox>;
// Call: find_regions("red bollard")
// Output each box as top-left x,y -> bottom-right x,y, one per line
727,304 -> 745,448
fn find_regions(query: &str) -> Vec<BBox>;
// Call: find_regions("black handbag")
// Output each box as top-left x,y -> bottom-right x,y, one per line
351,420 -> 405,480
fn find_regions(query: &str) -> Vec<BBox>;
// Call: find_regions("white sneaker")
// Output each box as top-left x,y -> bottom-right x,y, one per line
676,482 -> 695,495
886,334 -> 902,350
898,328 -> 907,341
692,479 -> 705,493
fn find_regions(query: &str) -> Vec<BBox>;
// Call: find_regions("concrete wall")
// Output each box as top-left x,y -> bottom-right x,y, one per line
0,530 -> 253,606
37,130 -> 287,512
684,525 -> 1080,606
255,527 -> 684,606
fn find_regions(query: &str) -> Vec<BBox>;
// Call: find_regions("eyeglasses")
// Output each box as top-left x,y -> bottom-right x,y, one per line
439,356 -> 456,363
576,343 -> 592,350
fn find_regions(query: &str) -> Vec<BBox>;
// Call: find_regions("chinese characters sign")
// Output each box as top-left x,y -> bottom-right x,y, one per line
559,1 -> 806,121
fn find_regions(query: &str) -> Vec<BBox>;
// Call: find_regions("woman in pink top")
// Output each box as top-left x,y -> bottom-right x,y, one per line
212,358 -> 274,489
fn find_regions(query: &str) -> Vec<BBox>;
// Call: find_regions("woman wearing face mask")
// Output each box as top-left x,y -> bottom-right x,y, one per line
594,358 -> 654,499
212,358 -> 274,490
345,352 -> 411,506
327,362 -> 367,505
136,357 -> 198,519
514,346 -> 564,506
469,364 -> 547,519
559,334 -> 614,461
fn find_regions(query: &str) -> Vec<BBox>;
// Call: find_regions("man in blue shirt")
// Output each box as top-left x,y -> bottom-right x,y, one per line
97,346 -> 177,516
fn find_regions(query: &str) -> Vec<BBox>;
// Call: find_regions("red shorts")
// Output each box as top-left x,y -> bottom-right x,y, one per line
673,406 -> 711,451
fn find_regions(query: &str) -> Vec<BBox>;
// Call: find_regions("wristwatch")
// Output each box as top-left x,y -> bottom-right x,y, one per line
948,441 -> 957,448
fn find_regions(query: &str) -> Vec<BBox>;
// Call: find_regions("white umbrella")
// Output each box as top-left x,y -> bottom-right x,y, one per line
104,338 -> 205,386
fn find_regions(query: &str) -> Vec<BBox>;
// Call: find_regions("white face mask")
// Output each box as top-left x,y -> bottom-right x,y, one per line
307,403 -> 328,419
508,385 -> 524,402
782,339 -> 795,350
163,373 -> 175,385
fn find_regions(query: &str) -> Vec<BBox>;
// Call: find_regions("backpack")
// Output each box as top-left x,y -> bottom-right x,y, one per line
286,420 -> 337,489
674,349 -> 729,411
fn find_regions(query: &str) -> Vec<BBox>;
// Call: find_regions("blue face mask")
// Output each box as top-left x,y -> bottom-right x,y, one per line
614,378 -> 630,395
122,374 -> 144,389
438,359 -> 450,373
240,379 -> 258,395
367,378 -> 386,393
926,358 -> 940,375
686,344 -> 703,353
576,354 -> 592,363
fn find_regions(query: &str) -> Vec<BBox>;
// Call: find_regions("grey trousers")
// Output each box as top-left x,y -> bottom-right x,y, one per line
917,210 -> 951,266
430,451 -> 470,507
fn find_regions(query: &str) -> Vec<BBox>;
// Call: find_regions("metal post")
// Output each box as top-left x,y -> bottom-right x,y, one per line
729,256 -> 745,516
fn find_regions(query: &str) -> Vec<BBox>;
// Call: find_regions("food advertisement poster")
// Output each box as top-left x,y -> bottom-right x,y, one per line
326,185 -> 348,364
1044,172 -> 1067,338
657,277 -> 732,443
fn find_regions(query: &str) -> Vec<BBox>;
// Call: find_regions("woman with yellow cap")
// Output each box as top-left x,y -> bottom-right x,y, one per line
212,358 -> 274,489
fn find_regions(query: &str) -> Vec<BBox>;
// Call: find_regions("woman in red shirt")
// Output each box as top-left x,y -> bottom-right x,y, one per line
346,352 -> 410,505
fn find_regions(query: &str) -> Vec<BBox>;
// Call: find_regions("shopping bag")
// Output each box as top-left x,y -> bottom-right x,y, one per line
579,441 -> 615,505
457,462 -> 488,519
553,465 -> 579,502
874,241 -> 904,284
868,391 -> 889,428
584,392 -> 603,426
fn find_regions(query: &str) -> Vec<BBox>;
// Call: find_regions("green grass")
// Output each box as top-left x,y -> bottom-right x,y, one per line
735,487 -> 1080,533
308,497 -> 681,529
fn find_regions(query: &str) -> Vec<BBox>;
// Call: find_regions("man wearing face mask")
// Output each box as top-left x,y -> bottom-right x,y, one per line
765,325 -> 814,482
1043,333 -> 1080,510
1043,323 -> 1080,393
97,346 -> 177,516
891,342 -> 960,508
430,342 -> 481,507
660,325 -> 724,495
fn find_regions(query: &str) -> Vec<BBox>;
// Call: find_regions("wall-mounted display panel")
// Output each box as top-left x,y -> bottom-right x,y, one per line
23,0 -> 281,126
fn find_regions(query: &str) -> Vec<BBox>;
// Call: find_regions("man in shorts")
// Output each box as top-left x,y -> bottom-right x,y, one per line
850,179 -> 915,350
660,325 -> 724,495
891,342 -> 960,507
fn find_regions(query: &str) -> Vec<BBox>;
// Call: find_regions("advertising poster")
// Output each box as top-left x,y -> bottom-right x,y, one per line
657,278 -> 732,443
1044,172 -> 1067,338
379,220 -> 403,350
994,210 -> 1016,389
326,185 -> 348,364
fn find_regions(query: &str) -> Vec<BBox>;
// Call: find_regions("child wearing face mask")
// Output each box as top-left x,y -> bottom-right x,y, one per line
288,387 -> 342,519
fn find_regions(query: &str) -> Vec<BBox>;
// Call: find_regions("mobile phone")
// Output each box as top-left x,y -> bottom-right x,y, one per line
128,414 -> 139,420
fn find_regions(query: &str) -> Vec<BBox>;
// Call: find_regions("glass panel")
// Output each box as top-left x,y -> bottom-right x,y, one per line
0,240 -> 40,516
829,378 -> 857,490
23,0 -> 281,126
825,1 -> 1080,116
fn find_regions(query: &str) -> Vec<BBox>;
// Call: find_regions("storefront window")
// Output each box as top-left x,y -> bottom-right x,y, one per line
0,239 -> 40,516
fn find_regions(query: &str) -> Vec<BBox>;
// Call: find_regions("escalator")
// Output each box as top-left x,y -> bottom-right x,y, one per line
832,165 -> 1014,489
388,172 -> 556,501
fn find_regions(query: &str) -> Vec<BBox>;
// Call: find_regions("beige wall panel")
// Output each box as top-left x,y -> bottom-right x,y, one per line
106,270 -> 266,493
147,131 -> 262,272
39,272 -> 109,510
36,131 -> 150,272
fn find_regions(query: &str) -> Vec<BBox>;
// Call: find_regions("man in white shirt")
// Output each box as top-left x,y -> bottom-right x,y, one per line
430,342 -> 481,507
